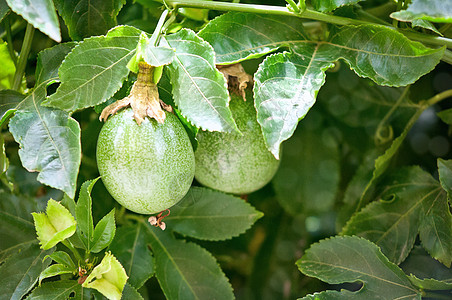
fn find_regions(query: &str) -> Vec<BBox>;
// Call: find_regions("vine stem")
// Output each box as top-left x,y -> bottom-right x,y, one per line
3,16 -> 17,66
158,0 -> 452,48
62,240 -> 84,263
426,89 -> 452,106
12,23 -> 34,91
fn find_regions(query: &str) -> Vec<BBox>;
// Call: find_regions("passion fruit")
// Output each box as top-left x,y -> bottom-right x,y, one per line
96,108 -> 195,214
194,94 -> 280,194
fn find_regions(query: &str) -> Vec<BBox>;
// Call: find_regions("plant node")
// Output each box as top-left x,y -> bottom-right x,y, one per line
100,62 -> 171,125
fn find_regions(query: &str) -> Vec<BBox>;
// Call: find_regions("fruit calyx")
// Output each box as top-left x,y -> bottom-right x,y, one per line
100,62 -> 172,125
217,63 -> 253,101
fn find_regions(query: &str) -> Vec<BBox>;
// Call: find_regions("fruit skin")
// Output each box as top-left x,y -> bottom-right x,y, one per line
97,108 -> 195,214
194,94 -> 280,194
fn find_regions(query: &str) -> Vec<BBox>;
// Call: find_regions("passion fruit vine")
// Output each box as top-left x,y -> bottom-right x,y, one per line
194,92 -> 280,194
96,63 -> 195,215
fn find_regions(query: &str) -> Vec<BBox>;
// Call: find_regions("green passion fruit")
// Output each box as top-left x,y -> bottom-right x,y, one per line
97,108 -> 195,214
194,94 -> 280,194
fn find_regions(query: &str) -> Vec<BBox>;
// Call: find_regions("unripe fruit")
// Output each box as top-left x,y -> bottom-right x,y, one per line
97,109 -> 195,214
194,94 -> 280,194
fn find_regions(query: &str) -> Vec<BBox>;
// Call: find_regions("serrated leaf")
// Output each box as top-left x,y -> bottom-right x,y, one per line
109,223 -> 154,289
163,29 -> 238,132
0,42 -> 15,89
438,159 -> 452,200
5,0 -> 61,42
90,208 -> 116,253
342,166 -> 452,266
297,236 -> 421,299
165,187 -> 263,241
145,225 -> 234,300
254,48 -> 334,158
0,244 -> 53,300
312,0 -> 362,13
8,43 -> 80,198
76,178 -> 97,251
26,280 -> 80,300
43,25 -> 141,112
273,109 -> 340,214
0,90 -> 25,128
391,0 -> 452,23
121,283 -> 144,300
198,12 -> 308,64
44,251 -> 76,269
38,264 -> 74,285
54,0 -> 125,40
412,19 -> 442,35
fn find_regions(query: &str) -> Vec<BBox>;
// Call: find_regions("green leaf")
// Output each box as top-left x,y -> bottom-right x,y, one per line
408,275 -> 452,291
254,48 -> 334,158
0,90 -> 25,128
121,283 -> 144,300
165,187 -> 263,241
312,0 -> 362,13
5,0 -> 61,42
8,43 -> 81,198
82,252 -> 128,300
38,264 -> 74,285
273,109 -> 340,215
76,178 -> 97,251
44,251 -> 76,269
128,33 -> 175,70
26,280 -> 81,300
145,225 -> 234,300
0,192 -> 37,263
43,25 -> 141,112
163,29 -> 238,132
109,223 -> 154,289
91,208 -> 116,253
54,0 -> 126,40
297,236 -> 421,299
32,199 -> 77,250
198,12 -> 308,64
411,19 -> 442,35
391,0 -> 452,23
0,0 -> 9,22
437,108 -> 452,124
438,158 -> 452,200
0,243 -> 53,300
0,42 -> 15,89
342,166 -> 452,266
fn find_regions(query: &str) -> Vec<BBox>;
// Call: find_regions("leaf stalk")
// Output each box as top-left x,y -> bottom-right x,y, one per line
62,239 -> 84,263
12,23 -> 34,91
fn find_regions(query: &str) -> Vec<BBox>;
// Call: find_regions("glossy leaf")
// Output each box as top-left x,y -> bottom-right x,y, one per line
145,226 -> 234,300
45,251 -> 76,269
26,280 -> 80,300
438,158 -> 452,200
0,244 -> 53,300
164,29 -> 238,132
9,43 -> 80,198
38,264 -> 74,285
391,0 -> 452,23
254,48 -> 334,158
5,0 -> 61,42
54,0 -> 126,40
273,109 -> 340,215
129,33 -> 175,69
297,236 -> 421,299
109,223 -> 154,289
43,25 -> 141,112
76,179 -> 97,251
90,209 -> 116,253
0,90 -> 25,128
312,0 -> 362,13
198,12 -> 308,64
412,19 -> 442,35
166,187 -> 263,241
342,166 -> 452,266
0,42 -> 15,89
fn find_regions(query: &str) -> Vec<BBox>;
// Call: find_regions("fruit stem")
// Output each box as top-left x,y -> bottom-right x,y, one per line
12,23 -> 34,91
150,9 -> 170,46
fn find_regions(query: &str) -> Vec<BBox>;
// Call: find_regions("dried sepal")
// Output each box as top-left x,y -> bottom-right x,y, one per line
217,63 -> 253,100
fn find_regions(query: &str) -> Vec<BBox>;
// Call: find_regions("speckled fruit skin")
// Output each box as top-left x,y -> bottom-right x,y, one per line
194,94 -> 280,194
97,109 -> 195,214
